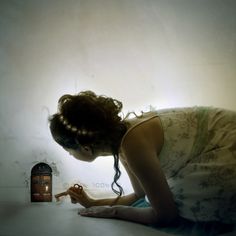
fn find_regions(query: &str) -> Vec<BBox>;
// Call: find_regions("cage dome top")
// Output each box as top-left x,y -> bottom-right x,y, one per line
31,162 -> 52,175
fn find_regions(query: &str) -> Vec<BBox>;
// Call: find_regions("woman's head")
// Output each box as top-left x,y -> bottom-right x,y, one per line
49,90 -> 127,195
49,90 -> 127,153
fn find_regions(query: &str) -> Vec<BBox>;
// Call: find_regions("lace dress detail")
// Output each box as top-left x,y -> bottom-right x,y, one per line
156,106 -> 236,223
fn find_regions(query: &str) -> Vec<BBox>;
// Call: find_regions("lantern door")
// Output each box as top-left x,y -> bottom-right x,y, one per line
31,163 -> 52,202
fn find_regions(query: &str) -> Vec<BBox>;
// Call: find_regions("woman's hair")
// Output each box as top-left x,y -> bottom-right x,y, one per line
49,90 -> 128,196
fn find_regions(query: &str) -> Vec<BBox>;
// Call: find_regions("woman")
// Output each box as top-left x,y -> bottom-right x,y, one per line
49,90 -> 236,229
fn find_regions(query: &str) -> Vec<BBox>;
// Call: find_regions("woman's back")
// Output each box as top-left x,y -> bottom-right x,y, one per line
124,106 -> 236,223
155,106 -> 236,223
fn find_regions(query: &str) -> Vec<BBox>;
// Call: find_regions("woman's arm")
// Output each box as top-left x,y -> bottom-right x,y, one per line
89,192 -> 140,206
112,206 -> 162,225
67,188 -> 140,208
120,157 -> 145,198
91,158 -> 146,206
68,152 -> 145,208
120,118 -> 178,225
79,205 -> 160,225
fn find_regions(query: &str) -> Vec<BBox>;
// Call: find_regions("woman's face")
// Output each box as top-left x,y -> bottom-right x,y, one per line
64,146 -> 96,162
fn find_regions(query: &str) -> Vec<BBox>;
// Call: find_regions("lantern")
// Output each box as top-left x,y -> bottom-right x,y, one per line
31,162 -> 52,202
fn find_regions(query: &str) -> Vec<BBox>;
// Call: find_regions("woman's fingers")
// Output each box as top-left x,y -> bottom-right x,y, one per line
67,187 -> 92,208
71,197 -> 77,204
67,189 -> 80,198
67,189 -> 81,203
78,206 -> 115,218
79,207 -> 98,217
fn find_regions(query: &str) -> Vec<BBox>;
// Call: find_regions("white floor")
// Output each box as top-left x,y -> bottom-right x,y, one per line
0,202 -> 172,236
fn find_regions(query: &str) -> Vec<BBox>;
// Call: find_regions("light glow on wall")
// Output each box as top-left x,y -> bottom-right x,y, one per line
0,0 -> 236,201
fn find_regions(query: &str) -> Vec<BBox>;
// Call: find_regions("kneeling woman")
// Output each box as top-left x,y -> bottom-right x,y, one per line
49,91 -> 236,229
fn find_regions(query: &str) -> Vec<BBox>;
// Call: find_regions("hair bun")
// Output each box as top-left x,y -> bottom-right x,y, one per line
58,94 -> 73,113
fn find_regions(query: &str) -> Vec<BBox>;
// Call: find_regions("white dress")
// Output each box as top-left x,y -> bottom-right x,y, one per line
145,106 -> 236,224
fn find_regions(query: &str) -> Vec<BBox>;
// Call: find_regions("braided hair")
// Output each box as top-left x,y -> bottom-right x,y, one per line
49,91 -> 128,196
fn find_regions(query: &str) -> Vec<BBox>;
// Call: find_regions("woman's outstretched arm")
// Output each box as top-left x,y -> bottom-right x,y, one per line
67,153 -> 145,208
67,188 -> 140,207
79,205 -> 161,225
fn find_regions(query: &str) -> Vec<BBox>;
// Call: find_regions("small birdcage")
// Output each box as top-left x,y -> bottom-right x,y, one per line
31,162 -> 52,202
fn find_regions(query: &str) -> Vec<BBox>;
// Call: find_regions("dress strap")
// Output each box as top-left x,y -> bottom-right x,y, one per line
120,115 -> 159,149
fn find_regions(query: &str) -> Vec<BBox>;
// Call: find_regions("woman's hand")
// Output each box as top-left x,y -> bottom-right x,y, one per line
79,206 -> 116,218
67,186 -> 94,208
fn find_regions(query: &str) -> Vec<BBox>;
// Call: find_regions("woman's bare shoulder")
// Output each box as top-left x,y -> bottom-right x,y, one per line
120,116 -> 164,158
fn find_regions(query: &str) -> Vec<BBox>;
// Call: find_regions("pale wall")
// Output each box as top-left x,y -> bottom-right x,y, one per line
0,0 -> 236,202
